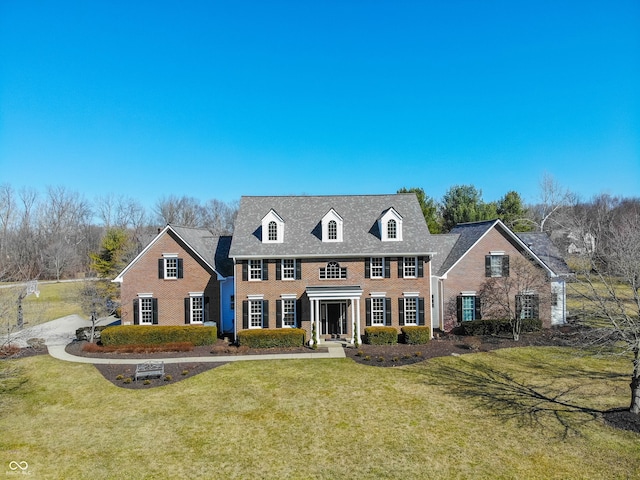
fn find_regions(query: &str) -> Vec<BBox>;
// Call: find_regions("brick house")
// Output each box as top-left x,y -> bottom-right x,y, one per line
113,225 -> 234,334
228,194 -> 435,345
429,219 -> 570,331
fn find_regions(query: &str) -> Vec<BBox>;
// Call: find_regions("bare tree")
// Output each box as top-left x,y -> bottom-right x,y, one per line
78,280 -> 119,343
527,173 -> 576,233
568,198 -> 640,415
479,256 -> 552,341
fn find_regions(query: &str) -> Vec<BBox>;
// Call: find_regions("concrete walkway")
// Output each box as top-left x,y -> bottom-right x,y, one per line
9,315 -> 346,364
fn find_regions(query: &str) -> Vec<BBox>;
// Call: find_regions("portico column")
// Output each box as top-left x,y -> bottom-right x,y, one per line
355,298 -> 361,343
315,299 -> 321,345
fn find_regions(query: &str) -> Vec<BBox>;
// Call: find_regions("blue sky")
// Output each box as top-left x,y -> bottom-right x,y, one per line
1,1 -> 638,211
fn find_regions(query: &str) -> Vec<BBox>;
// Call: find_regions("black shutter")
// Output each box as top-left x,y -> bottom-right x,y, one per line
276,260 -> 282,280
158,259 -> 164,279
242,301 -> 249,329
398,298 -> 405,326
262,300 -> 269,328
184,298 -> 190,324
417,257 -> 424,278
296,299 -> 302,327
384,258 -> 391,278
385,298 -> 392,326
456,295 -> 463,322
204,297 -> 210,322
365,298 -> 372,326
262,260 -> 268,281
276,300 -> 282,328
474,296 -> 482,320
532,294 -> 540,319
502,255 -> 510,277
397,258 -> 403,278
133,299 -> 139,325
364,258 -> 370,279
295,260 -> 302,280
152,298 -> 158,325
177,258 -> 184,278
485,256 -> 491,277
242,261 -> 248,281
418,297 -> 425,325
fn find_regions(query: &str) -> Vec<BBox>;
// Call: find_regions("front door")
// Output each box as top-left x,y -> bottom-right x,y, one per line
321,302 -> 347,338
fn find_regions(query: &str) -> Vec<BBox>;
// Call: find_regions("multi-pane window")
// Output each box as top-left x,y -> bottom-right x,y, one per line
328,220 -> 337,240
462,296 -> 476,321
320,261 -> 347,279
165,257 -> 178,279
490,255 -> 503,277
249,259 -> 263,280
282,259 -> 296,280
404,297 -> 417,325
282,299 -> 296,327
190,296 -> 204,324
140,297 -> 154,325
403,257 -> 417,278
371,298 -> 385,325
387,219 -> 397,239
268,221 -> 278,241
370,257 -> 384,278
250,300 -> 263,328
519,294 -> 536,319
486,254 -> 509,277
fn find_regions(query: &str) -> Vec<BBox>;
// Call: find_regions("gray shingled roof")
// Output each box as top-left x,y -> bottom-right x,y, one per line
170,225 -> 234,277
435,220 -> 498,276
515,232 -> 571,275
229,194 -> 434,258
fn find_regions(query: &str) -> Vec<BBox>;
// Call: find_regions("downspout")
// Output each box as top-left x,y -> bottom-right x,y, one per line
233,258 -> 238,344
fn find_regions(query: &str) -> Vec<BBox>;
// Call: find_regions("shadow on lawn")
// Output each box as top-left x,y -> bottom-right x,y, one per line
417,356 -> 611,439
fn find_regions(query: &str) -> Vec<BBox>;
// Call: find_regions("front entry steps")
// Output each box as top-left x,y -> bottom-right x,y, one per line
316,339 -> 347,357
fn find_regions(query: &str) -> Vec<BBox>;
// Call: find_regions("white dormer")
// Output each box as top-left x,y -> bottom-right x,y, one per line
379,207 -> 403,241
261,209 -> 284,243
322,208 -> 343,242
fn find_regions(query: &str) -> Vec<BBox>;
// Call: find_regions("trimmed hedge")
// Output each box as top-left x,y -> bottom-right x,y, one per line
459,318 -> 543,336
237,328 -> 306,348
100,325 -> 217,346
401,326 -> 431,345
364,326 -> 398,345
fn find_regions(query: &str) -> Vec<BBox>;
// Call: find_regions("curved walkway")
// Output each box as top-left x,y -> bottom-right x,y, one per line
15,315 -> 345,364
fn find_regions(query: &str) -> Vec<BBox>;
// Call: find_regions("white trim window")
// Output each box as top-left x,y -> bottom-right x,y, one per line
164,254 -> 178,279
320,261 -> 347,280
371,297 -> 386,326
189,294 -> 204,324
140,297 -> 154,325
249,259 -> 263,281
268,221 -> 278,242
250,300 -> 263,328
403,257 -> 417,278
282,259 -> 296,280
403,297 -> 418,325
282,299 -> 296,327
370,257 -> 384,279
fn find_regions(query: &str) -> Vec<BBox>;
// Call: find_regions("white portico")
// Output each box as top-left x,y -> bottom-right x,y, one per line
306,286 -> 363,346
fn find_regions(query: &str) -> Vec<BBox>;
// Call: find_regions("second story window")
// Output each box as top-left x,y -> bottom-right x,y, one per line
249,259 -> 263,280
159,256 -> 183,279
403,257 -> 417,278
370,257 -> 384,278
328,220 -> 337,240
486,254 -> 509,277
320,261 -> 347,280
387,219 -> 397,239
268,221 -> 278,241
282,259 -> 295,280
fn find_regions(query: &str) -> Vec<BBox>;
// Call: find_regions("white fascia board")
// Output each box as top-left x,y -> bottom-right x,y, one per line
112,224 -> 172,283
232,251 -> 437,260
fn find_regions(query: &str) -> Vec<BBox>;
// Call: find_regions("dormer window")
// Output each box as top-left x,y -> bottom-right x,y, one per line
322,209 -> 343,242
262,210 -> 284,244
379,208 -> 403,241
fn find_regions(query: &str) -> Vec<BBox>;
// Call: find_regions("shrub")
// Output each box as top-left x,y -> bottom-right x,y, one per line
164,375 -> 172,382
82,342 -> 194,353
75,326 -> 110,341
363,327 -> 398,345
100,325 -> 217,346
237,329 -> 305,348
401,326 -> 431,345
459,318 -> 542,336
123,378 -> 132,384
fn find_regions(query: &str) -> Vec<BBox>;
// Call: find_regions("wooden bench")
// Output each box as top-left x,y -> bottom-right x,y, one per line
134,361 -> 164,381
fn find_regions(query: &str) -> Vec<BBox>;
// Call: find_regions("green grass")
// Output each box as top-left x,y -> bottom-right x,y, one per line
1,281 -> 84,327
1,347 -> 638,479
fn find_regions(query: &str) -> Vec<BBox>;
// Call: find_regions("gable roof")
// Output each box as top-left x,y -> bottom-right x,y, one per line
113,225 -> 233,282
433,219 -> 569,277
229,194 -> 434,259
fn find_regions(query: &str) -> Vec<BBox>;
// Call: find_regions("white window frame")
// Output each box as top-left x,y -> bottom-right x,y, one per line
282,259 -> 296,280
268,221 -> 278,242
249,299 -> 263,329
249,259 -> 263,281
371,297 -> 386,326
138,294 -> 154,325
370,257 -> 384,279
461,295 -> 477,322
519,293 -> 535,319
403,257 -> 417,278
163,254 -> 178,279
404,297 -> 418,326
189,293 -> 204,324
282,298 -> 296,328
320,261 -> 347,280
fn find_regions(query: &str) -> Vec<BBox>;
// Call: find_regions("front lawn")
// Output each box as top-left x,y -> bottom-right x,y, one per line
1,347 -> 638,479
